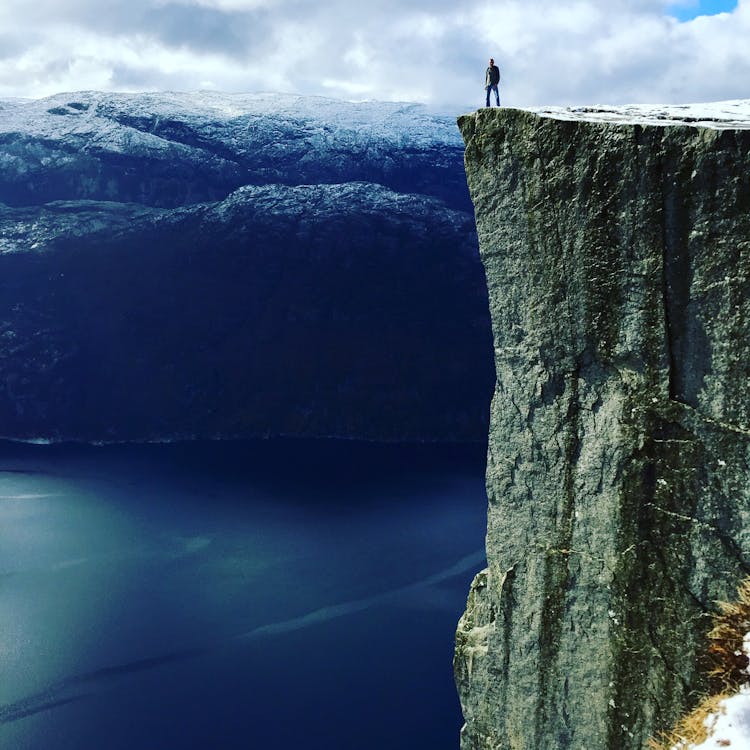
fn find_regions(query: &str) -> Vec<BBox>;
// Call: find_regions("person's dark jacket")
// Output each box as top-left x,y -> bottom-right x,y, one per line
485,65 -> 500,87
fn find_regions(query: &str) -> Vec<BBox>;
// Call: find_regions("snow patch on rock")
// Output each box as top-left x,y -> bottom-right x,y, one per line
679,633 -> 750,749
526,99 -> 750,129
680,688 -> 750,749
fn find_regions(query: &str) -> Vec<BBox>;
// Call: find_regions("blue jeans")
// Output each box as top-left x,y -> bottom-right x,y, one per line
485,85 -> 500,107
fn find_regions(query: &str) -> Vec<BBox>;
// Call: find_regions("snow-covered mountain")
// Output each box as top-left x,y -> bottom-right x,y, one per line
0,92 -> 492,443
0,91 -> 471,209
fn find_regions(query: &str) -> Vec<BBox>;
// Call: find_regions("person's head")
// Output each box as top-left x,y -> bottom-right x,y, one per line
489,58 -> 494,65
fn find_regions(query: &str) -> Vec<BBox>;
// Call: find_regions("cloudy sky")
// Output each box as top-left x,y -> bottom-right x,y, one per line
0,0 -> 745,110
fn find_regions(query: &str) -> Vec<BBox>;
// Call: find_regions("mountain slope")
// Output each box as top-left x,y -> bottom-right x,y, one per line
0,92 -> 493,443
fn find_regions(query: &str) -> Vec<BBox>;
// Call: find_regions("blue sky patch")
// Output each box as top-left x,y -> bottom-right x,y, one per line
670,0 -> 738,21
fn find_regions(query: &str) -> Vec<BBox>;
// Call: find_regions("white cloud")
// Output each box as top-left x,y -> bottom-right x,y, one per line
0,0 -> 747,109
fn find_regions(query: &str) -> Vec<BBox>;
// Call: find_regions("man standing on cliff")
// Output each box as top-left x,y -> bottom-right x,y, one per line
485,58 -> 500,107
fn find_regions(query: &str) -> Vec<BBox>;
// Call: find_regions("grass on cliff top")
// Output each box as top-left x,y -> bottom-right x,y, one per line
649,579 -> 750,750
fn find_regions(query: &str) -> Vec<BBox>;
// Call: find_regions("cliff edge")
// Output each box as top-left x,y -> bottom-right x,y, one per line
454,102 -> 750,749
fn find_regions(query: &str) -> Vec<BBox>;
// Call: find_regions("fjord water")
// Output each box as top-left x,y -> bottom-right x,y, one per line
0,439 -> 486,750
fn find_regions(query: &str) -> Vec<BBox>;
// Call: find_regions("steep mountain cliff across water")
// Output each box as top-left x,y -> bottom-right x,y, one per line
0,93 -> 493,442
454,102 -> 750,750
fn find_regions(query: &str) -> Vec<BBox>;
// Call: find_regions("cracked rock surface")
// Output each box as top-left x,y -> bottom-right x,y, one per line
454,105 -> 750,749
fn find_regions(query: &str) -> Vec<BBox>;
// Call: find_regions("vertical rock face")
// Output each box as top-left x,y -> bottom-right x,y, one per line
455,104 -> 750,749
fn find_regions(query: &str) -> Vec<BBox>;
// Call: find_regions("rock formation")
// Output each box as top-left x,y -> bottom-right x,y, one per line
0,93 -> 493,442
454,102 -> 750,749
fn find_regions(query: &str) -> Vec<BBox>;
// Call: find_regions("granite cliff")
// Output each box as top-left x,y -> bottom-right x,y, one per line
454,102 -> 750,749
0,93 -> 493,442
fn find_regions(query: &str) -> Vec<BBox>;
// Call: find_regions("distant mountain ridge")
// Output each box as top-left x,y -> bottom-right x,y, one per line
0,92 -> 493,443
0,91 -> 471,210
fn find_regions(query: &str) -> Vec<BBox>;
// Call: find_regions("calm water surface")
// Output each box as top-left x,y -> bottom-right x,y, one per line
0,439 -> 487,750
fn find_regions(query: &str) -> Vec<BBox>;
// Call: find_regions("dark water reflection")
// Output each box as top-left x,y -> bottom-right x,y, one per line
0,439 -> 487,750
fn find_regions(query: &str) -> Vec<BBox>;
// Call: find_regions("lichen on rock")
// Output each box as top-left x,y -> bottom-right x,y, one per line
455,104 -> 750,750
